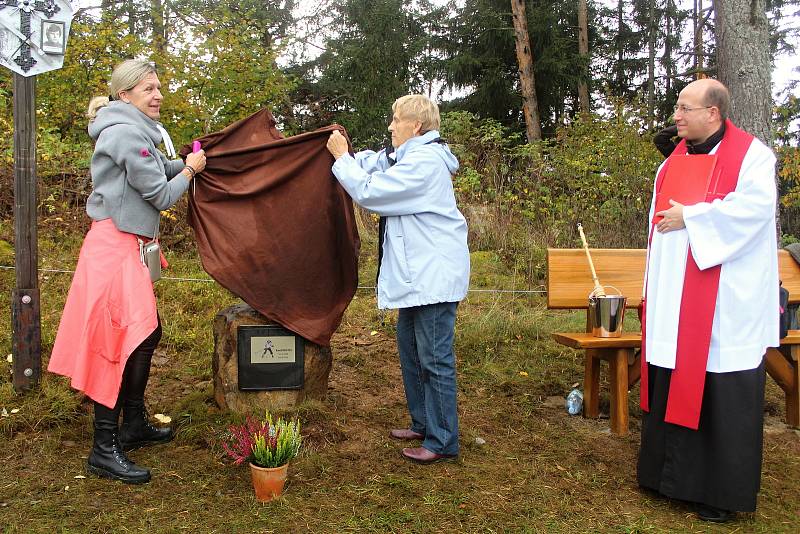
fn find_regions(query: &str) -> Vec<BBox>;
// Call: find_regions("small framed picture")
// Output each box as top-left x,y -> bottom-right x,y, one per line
41,20 -> 65,55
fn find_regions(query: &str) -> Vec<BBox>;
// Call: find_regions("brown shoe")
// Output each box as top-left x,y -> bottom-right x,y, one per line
401,446 -> 457,464
389,429 -> 424,440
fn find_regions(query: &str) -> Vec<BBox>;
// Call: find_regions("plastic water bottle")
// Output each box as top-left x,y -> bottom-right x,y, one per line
565,388 -> 583,415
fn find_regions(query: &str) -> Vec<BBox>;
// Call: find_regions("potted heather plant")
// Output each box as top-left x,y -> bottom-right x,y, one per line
221,411 -> 302,502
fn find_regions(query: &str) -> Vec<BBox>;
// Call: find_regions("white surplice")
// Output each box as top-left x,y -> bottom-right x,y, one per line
644,138 -> 779,373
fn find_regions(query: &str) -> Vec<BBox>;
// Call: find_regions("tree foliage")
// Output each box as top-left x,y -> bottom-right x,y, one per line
0,0 -> 798,236
438,0 -> 597,136
291,0 -> 444,148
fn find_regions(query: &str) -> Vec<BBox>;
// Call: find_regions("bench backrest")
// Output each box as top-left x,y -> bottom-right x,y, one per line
547,248 -> 800,309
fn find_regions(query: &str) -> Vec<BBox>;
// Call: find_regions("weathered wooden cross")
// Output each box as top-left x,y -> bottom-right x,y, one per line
1,0 -> 72,392
0,0 -> 61,72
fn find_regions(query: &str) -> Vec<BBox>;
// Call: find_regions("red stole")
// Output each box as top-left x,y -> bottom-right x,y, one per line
640,119 -> 754,430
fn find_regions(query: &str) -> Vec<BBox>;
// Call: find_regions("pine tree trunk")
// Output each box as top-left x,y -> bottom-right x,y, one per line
510,0 -> 542,141
126,0 -> 137,36
150,0 -> 167,60
713,0 -> 777,239
577,0 -> 590,113
694,0 -> 704,77
712,0 -> 772,144
616,0 -> 624,94
647,0 -> 657,128
664,0 -> 673,105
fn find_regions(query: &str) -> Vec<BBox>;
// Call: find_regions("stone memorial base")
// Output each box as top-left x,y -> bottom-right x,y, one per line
213,303 -> 332,413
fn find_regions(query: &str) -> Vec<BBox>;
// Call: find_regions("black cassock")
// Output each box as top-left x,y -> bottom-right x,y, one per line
637,360 -> 766,512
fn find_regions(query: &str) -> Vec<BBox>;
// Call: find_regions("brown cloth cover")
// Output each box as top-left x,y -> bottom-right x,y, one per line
179,109 -> 360,346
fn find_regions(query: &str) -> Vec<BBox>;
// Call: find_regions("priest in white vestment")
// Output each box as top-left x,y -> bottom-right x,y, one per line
637,78 -> 779,523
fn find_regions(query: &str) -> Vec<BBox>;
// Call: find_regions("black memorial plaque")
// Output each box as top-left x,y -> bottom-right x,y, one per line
237,324 -> 304,390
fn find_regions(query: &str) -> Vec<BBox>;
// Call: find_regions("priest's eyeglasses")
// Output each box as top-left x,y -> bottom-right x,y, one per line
673,105 -> 712,114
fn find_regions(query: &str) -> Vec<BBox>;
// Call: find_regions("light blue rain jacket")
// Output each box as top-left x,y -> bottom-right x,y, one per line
332,130 -> 470,309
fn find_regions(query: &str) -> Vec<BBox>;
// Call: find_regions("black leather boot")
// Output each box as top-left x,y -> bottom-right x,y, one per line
87,402 -> 151,484
118,320 -> 173,451
119,400 -> 173,451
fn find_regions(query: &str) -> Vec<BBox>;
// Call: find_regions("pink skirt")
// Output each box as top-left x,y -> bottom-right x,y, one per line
48,219 -> 158,408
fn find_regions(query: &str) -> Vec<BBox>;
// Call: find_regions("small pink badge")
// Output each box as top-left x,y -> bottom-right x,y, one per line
140,148 -> 150,157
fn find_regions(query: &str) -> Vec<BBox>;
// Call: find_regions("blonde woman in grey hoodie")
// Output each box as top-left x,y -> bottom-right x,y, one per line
49,59 -> 206,484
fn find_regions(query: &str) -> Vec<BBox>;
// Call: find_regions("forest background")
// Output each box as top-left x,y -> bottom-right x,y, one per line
1,0 -> 800,272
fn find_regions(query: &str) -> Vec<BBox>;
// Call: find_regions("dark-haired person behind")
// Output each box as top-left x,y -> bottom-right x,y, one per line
653,124 -> 678,158
48,59 -> 206,484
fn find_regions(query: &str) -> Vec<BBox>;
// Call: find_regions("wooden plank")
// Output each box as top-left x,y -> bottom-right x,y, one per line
547,248 -> 646,309
765,348 -> 793,393
556,331 -> 798,351
780,330 -> 800,350
552,332 -> 641,349
608,349 -> 630,435
767,347 -> 800,427
11,73 -> 41,392
779,250 -> 800,304
548,249 -> 800,308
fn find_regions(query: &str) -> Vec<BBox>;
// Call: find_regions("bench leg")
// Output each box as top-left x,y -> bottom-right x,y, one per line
584,350 -> 600,419
608,349 -> 631,436
788,359 -> 799,428
766,347 -> 800,428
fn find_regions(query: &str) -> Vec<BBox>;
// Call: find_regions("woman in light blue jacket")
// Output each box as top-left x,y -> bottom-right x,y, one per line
327,95 -> 470,463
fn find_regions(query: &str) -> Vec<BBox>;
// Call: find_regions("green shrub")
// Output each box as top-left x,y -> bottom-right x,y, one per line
441,106 -> 663,284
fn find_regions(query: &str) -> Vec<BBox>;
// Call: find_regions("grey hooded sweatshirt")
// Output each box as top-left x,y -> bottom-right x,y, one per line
86,101 -> 189,239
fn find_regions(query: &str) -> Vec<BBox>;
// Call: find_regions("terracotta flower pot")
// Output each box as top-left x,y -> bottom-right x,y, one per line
249,462 -> 288,502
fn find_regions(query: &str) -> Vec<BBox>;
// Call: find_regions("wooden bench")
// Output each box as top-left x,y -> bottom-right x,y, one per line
548,248 -> 800,435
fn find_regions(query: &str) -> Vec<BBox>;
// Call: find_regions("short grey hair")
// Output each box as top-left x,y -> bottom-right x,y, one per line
392,94 -> 441,133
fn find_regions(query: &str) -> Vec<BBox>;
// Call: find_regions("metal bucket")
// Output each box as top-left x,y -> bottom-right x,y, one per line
588,286 -> 627,338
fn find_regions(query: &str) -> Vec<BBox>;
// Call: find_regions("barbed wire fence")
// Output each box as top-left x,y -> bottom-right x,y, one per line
0,265 -> 547,295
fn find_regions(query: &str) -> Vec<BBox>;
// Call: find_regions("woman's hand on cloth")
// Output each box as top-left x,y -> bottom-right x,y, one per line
327,130 -> 349,160
183,149 -> 206,180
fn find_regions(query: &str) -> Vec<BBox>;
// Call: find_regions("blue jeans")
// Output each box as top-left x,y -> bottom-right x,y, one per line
396,302 -> 459,456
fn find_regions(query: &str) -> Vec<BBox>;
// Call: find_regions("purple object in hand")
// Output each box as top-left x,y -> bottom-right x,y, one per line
192,141 -> 201,153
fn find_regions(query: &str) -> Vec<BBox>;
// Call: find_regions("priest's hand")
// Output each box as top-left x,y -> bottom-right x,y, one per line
327,130 -> 349,160
655,200 -> 685,233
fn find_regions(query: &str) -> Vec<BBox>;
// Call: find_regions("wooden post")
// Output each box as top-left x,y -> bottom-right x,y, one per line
766,347 -> 800,428
583,350 -> 600,418
608,348 -> 630,436
11,73 -> 41,392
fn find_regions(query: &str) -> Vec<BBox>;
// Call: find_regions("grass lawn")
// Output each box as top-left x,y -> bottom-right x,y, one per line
1,217 -> 798,533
